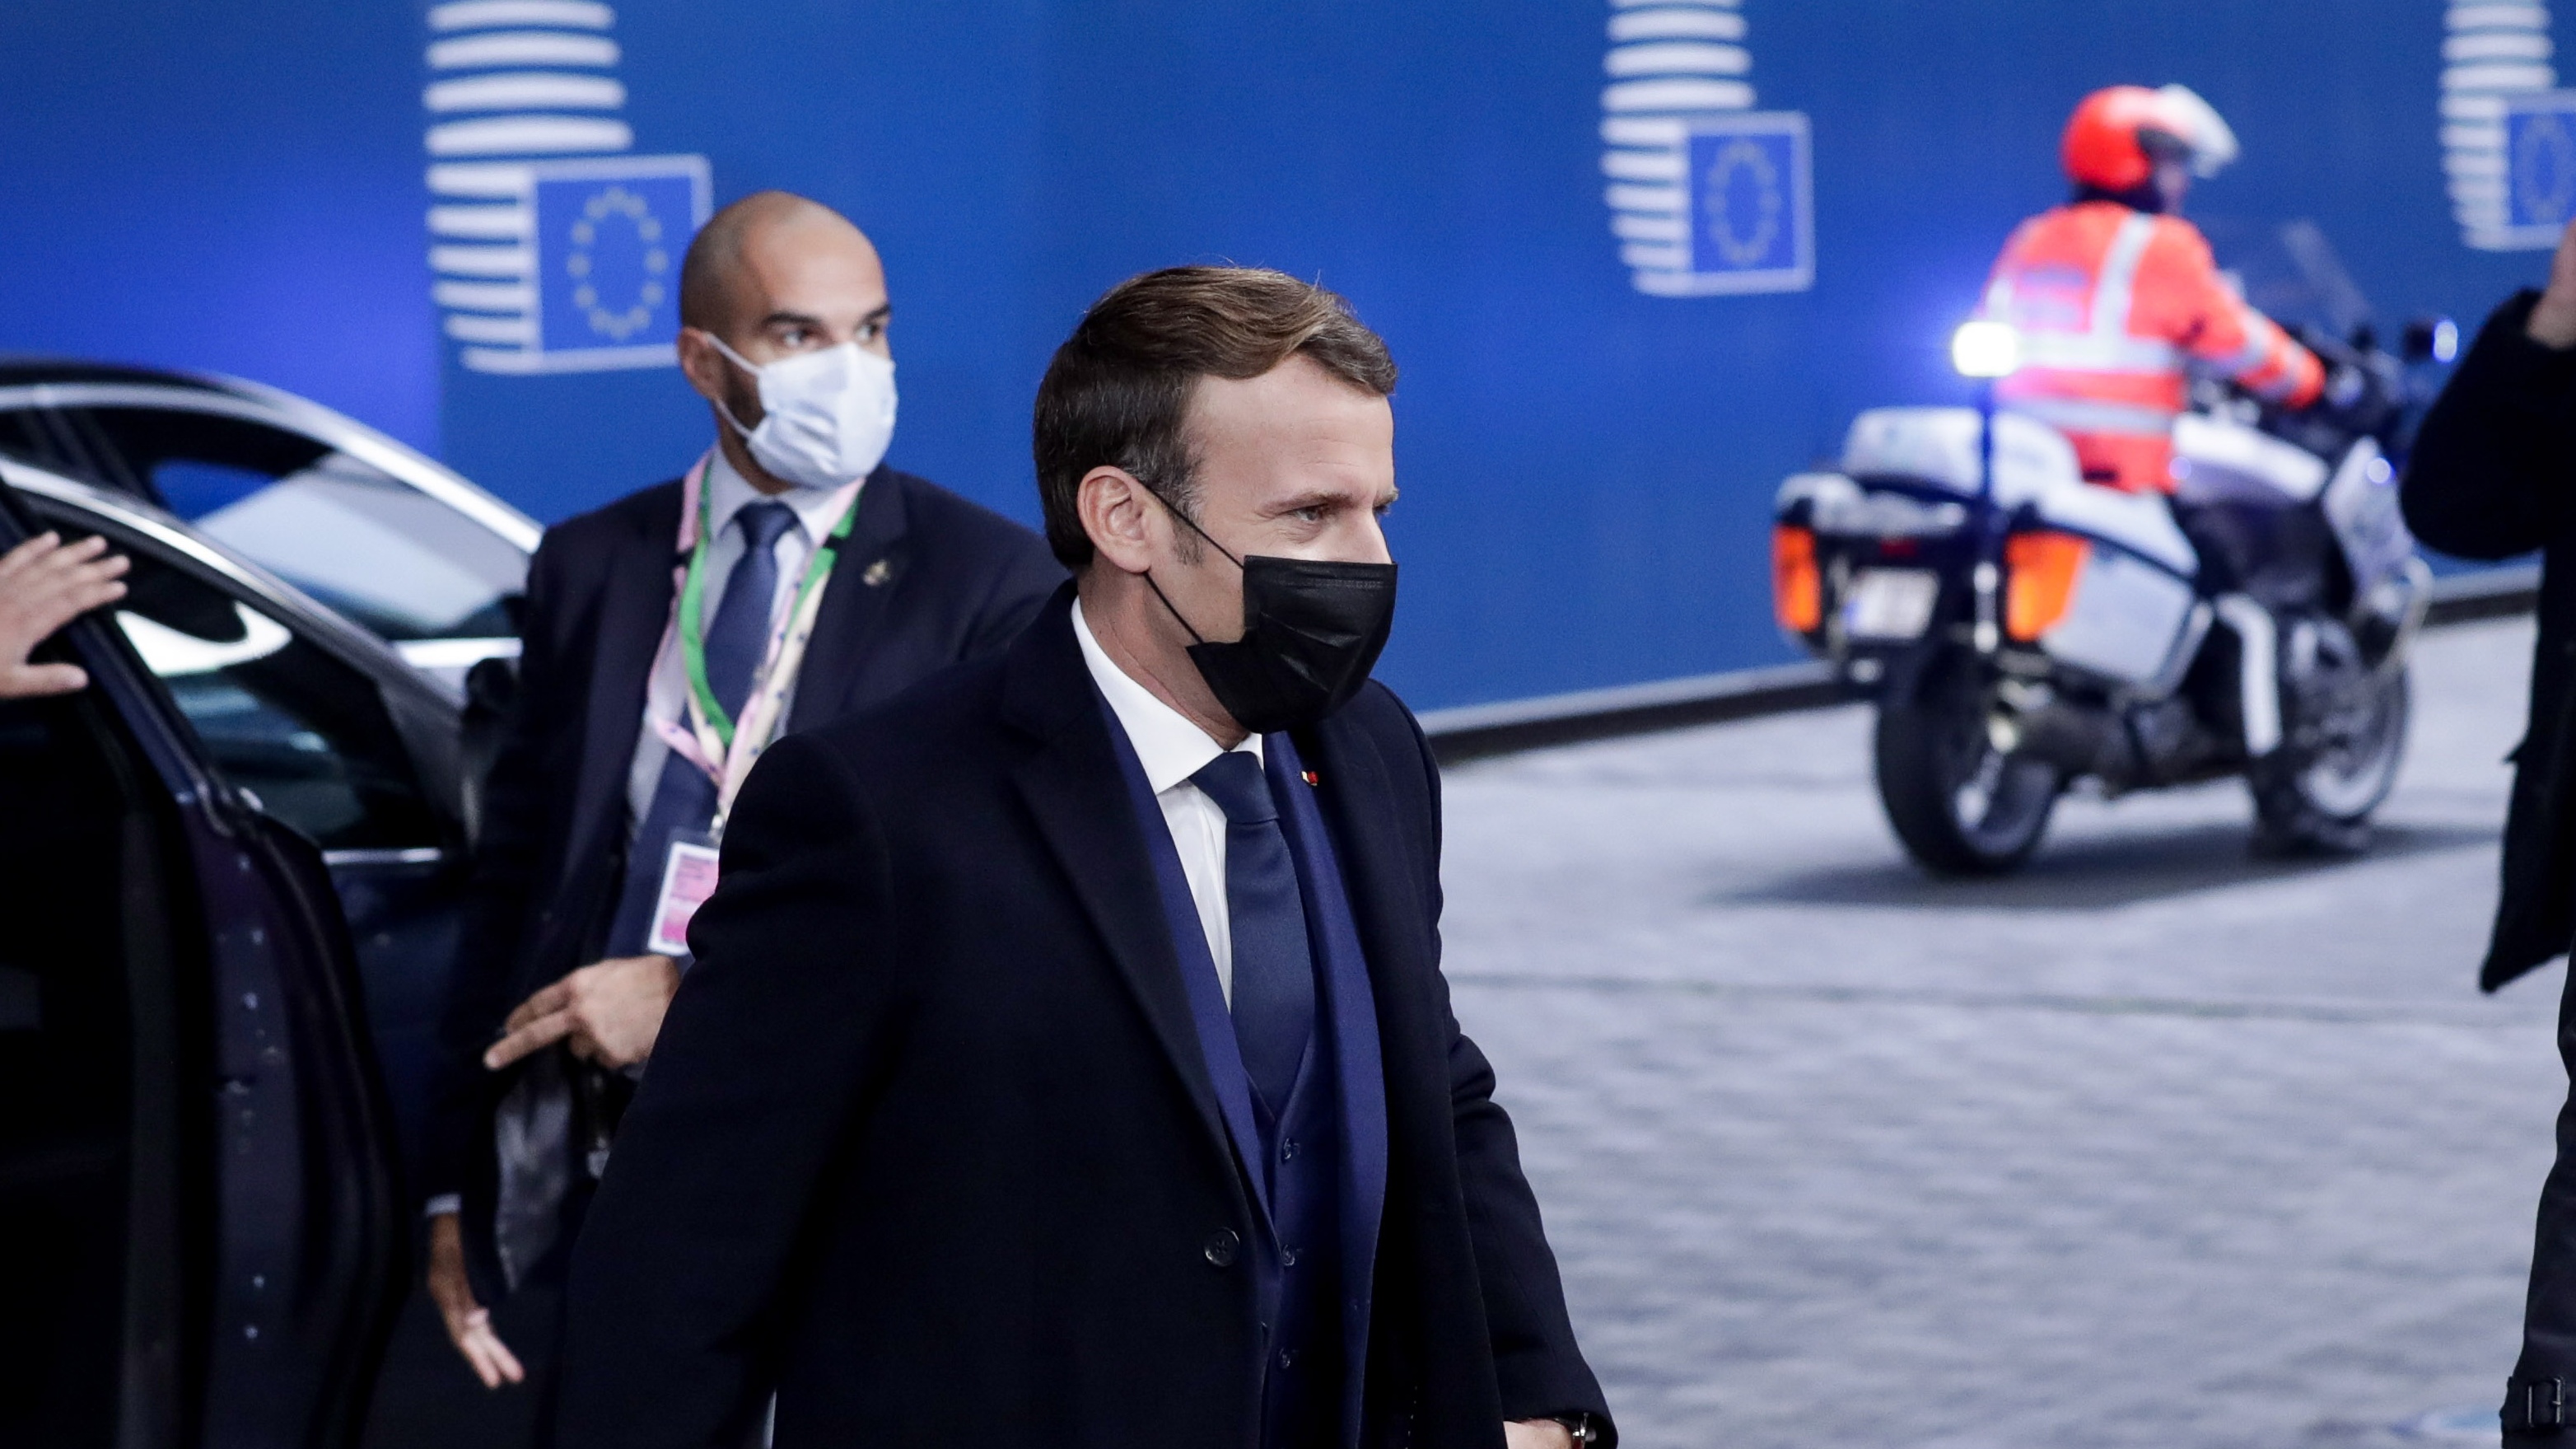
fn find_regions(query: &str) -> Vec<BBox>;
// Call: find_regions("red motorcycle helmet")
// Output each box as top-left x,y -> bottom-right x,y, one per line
2061,84 -> 2239,194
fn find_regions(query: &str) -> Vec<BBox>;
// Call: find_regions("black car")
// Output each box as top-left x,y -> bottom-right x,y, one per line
0,359 -> 539,689
0,372 -> 540,1447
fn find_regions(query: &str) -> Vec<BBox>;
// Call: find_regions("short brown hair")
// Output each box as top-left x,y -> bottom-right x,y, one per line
1032,266 -> 1398,569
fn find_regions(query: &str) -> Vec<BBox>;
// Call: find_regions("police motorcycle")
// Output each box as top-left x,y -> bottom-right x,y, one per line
1770,316 -> 2442,875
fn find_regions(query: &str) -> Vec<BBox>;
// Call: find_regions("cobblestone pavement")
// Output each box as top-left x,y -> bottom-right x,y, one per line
1440,618 -> 2564,1449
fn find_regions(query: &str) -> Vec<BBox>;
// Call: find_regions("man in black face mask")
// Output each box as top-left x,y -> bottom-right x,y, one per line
555,265 -> 1612,1449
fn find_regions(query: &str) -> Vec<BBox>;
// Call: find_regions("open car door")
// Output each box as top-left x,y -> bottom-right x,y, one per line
0,485 -> 404,1446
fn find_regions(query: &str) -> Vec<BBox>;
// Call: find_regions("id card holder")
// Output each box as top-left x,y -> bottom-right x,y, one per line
644,827 -> 722,959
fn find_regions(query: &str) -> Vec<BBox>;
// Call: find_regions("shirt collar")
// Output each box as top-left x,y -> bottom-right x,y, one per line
1071,597 -> 1261,795
702,446 -> 854,545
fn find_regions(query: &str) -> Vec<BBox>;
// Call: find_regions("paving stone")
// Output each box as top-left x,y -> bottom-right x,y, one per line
1439,619 -> 2562,1447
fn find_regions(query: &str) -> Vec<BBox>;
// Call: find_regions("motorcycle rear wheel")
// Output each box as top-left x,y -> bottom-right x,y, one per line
1873,651 -> 2062,876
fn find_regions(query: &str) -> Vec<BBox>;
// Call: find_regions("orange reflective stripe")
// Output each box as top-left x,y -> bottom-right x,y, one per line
2004,396 -> 2176,437
2000,365 -> 2186,413
1982,204 -> 2317,488
2015,331 -> 2185,373
2088,212 -> 2159,337
2216,328 -> 2277,376
2275,339 -> 2326,408
2224,319 -> 2325,405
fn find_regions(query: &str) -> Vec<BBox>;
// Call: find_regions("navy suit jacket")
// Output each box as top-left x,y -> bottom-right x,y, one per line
424,463 -> 1064,1216
1114,721 -> 1388,1444
556,586 -> 1614,1448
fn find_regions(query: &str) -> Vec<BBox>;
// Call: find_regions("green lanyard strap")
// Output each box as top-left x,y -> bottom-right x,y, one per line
677,486 -> 861,752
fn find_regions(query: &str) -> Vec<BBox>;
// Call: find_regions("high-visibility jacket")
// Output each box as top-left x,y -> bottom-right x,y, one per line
1979,199 -> 2324,494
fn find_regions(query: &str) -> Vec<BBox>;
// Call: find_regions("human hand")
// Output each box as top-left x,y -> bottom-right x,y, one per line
484,955 -> 682,1072
2529,217 -> 2576,349
1505,1419 -> 1576,1449
426,1211 -> 524,1389
0,531 -> 128,698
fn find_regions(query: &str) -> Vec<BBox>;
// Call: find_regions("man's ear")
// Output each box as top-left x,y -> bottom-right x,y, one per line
1077,467 -> 1160,577
674,328 -> 730,408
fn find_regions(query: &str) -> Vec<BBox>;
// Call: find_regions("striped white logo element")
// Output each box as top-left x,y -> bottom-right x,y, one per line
1601,0 -> 1753,288
2442,0 -> 2559,249
425,0 -> 658,371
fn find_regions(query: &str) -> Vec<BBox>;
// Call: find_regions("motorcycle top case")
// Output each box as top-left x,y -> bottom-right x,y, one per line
1800,407 -> 2200,686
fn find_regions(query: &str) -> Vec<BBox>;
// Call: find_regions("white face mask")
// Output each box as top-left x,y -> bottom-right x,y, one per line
702,333 -> 898,490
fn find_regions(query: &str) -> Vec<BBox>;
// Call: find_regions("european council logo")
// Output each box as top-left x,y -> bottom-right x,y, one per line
1598,0 -> 1812,298
432,154 -> 711,375
1671,112 -> 1811,296
2502,91 -> 2576,246
534,157 -> 708,362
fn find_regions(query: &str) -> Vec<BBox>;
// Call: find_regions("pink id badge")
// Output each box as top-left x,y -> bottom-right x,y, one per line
644,829 -> 722,958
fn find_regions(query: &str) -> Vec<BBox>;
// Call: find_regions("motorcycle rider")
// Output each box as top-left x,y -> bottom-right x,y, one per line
1978,84 -> 2326,495
1980,86 -> 2389,853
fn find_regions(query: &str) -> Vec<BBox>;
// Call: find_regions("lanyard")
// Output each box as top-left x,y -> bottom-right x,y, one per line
651,454 -> 861,832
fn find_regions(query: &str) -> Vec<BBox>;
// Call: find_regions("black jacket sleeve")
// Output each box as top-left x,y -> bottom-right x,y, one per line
2513,1059 -> 2576,1442
555,732 -> 896,1449
1399,704 -> 1618,1442
422,528 -> 574,1204
963,520 -> 1067,660
2403,289 -> 2576,562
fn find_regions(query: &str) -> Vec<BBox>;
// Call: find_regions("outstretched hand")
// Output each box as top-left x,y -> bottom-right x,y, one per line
2528,217 -> 2576,349
484,955 -> 683,1072
425,1212 -> 524,1389
0,531 -> 128,699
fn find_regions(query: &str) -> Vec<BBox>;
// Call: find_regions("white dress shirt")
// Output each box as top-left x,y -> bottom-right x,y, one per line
1071,598 -> 1260,1005
624,447 -> 856,834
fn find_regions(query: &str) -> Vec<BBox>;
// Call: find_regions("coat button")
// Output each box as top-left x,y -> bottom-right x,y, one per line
1203,1229 -> 1240,1268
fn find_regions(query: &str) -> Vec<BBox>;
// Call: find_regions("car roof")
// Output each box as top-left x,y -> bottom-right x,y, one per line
0,456 -> 448,693
0,355 -> 249,395
0,355 -> 544,554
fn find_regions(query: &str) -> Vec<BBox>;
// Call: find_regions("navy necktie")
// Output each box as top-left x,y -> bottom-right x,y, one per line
1191,750 -> 1317,1115
607,499 -> 799,957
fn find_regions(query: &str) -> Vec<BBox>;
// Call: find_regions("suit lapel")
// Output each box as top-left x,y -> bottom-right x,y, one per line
558,486 -> 684,897
1000,592 -> 1246,1193
1267,732 -> 1390,1446
1303,706 -> 1442,1250
788,465 -> 910,732
1303,711 -> 1436,1031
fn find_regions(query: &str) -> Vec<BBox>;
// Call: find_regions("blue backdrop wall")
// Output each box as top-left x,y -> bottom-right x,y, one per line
0,1 -> 2552,708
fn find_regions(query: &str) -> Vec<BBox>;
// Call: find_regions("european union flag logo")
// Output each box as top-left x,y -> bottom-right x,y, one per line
532,156 -> 710,365
2504,92 -> 2576,241
437,154 -> 712,375
1673,112 -> 1811,295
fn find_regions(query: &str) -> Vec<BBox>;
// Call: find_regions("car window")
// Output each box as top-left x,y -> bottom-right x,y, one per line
0,407 -> 72,475
105,545 -> 443,852
78,406 -> 526,642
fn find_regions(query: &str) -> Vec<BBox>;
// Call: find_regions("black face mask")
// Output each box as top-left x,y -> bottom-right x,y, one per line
1143,497 -> 1399,736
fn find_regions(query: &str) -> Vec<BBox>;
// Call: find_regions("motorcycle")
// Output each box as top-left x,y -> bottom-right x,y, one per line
1770,318 -> 2443,875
